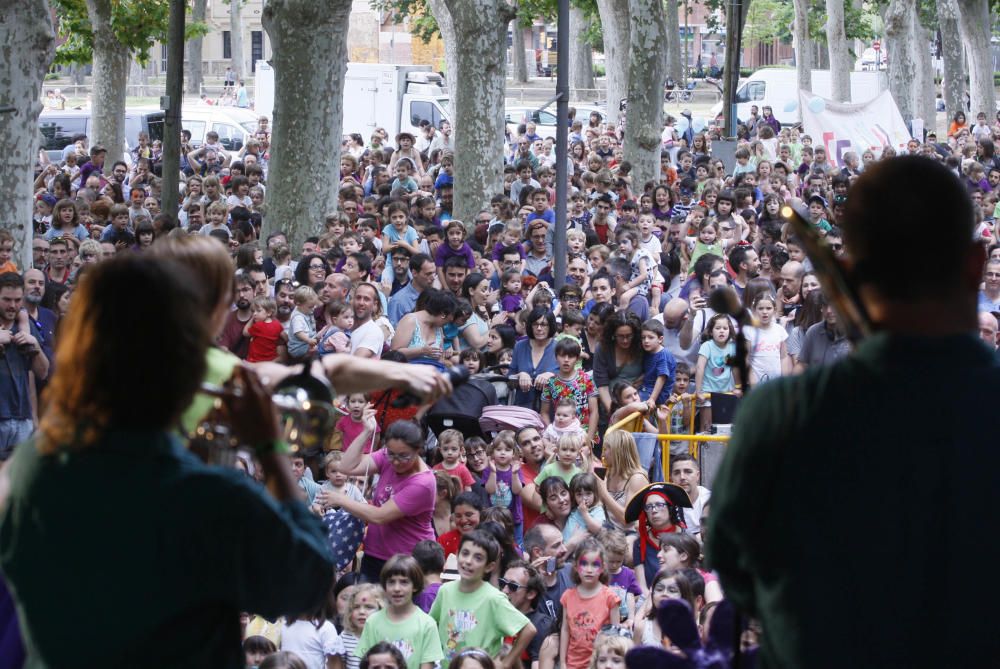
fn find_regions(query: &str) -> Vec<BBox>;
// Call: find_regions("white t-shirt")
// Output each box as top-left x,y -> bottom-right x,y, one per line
281,619 -> 345,669
744,323 -> 788,384
351,319 -> 385,357
684,485 -> 712,535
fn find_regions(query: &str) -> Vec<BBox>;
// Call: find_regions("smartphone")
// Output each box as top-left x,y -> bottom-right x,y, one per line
594,466 -> 607,480
545,557 -> 556,573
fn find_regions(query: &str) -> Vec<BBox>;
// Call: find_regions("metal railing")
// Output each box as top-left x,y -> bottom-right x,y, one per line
605,394 -> 731,480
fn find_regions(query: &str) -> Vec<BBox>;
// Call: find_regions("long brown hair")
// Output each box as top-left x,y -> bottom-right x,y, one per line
38,256 -> 210,452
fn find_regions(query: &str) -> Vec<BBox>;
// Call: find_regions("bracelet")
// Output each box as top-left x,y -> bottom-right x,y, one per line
253,439 -> 292,457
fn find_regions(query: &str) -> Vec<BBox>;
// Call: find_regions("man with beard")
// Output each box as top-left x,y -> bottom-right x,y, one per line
728,244 -> 759,299
351,282 -> 385,359
246,265 -> 268,299
217,274 -> 254,359
385,247 -> 412,296
522,523 -> 571,620
500,561 -> 556,669
778,260 -> 805,319
387,253 -> 436,327
274,278 -> 296,361
315,273 -> 352,329
22,269 -> 56,369
442,256 -> 469,297
0,272 -> 48,459
794,293 -> 850,371
515,426 -> 547,529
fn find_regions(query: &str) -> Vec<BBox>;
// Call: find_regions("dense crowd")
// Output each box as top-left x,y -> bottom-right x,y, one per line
5,99 -> 1000,669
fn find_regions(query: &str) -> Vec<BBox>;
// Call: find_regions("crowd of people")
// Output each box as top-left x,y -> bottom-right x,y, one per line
3,95 -> 1000,668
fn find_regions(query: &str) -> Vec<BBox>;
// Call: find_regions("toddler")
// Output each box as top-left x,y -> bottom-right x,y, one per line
541,398 -> 589,447
243,296 -> 286,363
313,450 -> 366,516
318,299 -> 354,355
288,285 -> 319,361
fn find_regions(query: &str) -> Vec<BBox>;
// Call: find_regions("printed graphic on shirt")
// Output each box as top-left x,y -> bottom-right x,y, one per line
445,608 -> 478,658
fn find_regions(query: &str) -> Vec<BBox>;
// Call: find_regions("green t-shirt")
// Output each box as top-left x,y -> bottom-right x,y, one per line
180,346 -> 240,435
429,580 -> 530,668
358,607 -> 443,669
535,461 -> 581,488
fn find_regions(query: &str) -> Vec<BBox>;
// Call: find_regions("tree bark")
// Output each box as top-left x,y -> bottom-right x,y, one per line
825,0 -> 851,102
86,0 -> 131,170
70,64 -> 86,87
956,0 -> 996,119
623,0 -> 667,189
187,0 -> 208,95
569,5 -> 595,94
663,0 -> 683,84
261,0 -> 351,250
914,23 -> 936,135
883,0 -> 917,129
443,0 -> 515,225
936,0 -> 964,124
426,0 -> 459,113
230,0 -> 245,82
793,0 -> 812,92
0,0 -> 54,269
595,0 -> 630,126
512,20 -> 529,83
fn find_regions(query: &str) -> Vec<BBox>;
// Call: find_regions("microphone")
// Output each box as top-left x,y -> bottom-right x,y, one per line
391,365 -> 470,408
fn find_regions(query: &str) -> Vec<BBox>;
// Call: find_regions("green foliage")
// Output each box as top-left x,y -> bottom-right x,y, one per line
744,0 -> 794,44
371,0 -> 440,43
52,0 -> 209,65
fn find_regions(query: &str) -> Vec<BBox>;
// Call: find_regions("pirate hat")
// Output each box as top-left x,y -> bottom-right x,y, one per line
624,482 -> 692,524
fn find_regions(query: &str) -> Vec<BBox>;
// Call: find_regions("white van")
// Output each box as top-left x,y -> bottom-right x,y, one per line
178,106 -> 259,151
710,68 -> 886,126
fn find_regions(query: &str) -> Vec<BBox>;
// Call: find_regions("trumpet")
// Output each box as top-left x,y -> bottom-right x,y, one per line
189,367 -> 341,466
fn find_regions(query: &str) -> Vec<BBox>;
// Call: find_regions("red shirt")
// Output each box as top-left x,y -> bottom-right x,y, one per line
246,319 -> 283,362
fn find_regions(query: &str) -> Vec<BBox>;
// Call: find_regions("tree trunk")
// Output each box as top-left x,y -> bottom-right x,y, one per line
230,0 -> 245,82
825,0 -> 851,101
936,0 -> 964,125
663,0 -> 683,84
883,0 -> 917,129
70,64 -> 86,86
442,0 -> 515,224
956,0 -> 996,119
623,0 -> 667,189
86,0 -> 131,170
569,6 -> 595,94
595,0 -> 630,126
187,0 -> 208,95
793,0 -> 812,92
261,0 -> 351,250
427,0 -> 459,112
0,0 -> 54,269
914,23 -> 936,136
512,21 -> 529,83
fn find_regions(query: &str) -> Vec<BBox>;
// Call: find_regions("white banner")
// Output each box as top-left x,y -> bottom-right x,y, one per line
799,89 -> 912,167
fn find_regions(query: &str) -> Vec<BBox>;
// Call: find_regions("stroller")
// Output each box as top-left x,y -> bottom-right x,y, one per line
424,372 -> 544,441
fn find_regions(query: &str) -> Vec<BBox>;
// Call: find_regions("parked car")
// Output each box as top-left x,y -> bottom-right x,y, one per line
39,108 -> 164,164
505,104 -> 606,139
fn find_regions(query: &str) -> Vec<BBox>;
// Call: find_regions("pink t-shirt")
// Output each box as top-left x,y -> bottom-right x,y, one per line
559,585 -> 621,669
365,449 -> 436,560
336,415 -> 379,453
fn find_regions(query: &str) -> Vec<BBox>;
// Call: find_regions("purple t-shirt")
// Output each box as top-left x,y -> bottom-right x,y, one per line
414,581 -> 442,613
609,565 -> 641,619
482,466 -> 524,524
364,449 -> 436,560
434,241 -> 476,269
501,294 -> 524,314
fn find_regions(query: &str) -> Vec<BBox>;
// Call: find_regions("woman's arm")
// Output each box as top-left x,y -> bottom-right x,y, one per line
586,396 -> 599,444
338,406 -> 378,475
779,340 -> 791,376
332,493 -> 406,525
390,315 -> 427,359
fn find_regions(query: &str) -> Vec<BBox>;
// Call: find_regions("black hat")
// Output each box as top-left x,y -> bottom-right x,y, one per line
624,482 -> 692,524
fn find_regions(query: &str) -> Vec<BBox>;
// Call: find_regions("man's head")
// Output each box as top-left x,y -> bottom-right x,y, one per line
352,282 -> 380,323
844,156 -> 977,306
32,238 -> 49,268
501,560 -> 545,613
780,260 -> 804,299
443,256 -> 469,295
729,245 -> 759,279
978,311 -> 998,349
275,278 -> 296,320
662,298 -> 689,331
321,272 -> 351,304
515,426 -> 545,466
523,523 -> 568,570
670,455 -> 701,498
233,274 -> 254,311
48,239 -> 69,270
24,268 -> 45,306
410,254 -> 436,292
0,273 -> 24,325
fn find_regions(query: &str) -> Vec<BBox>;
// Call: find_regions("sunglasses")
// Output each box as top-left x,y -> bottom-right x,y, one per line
498,577 -> 523,592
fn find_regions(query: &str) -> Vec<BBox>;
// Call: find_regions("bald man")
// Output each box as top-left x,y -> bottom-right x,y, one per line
659,297 -> 700,367
778,260 -> 805,317
979,311 -> 998,350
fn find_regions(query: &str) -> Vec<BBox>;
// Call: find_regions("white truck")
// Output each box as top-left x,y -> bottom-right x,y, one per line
711,68 -> 886,126
254,61 -> 452,139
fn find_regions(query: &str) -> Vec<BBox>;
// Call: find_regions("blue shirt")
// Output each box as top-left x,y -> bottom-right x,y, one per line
509,338 -> 558,407
640,347 -> 676,404
387,283 -> 420,327
0,319 -> 43,420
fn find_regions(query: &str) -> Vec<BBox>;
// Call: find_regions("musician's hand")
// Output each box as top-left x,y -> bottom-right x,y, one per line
399,363 -> 452,405
223,366 -> 281,446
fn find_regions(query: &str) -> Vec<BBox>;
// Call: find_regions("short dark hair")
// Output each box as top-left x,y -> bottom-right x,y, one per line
380,554 -> 425,596
413,539 -> 446,574
410,252 -> 433,272
554,337 -> 582,358
0,272 -> 24,291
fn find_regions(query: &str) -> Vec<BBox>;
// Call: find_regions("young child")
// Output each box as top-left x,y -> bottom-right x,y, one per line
607,381 -> 665,434
413,539 -> 446,613
288,285 -> 320,361
428,530 -> 535,668
291,451 -> 321,505
539,338 -> 598,444
638,319 -> 676,409
587,630 -> 634,669
358,555 -> 445,669
559,538 -> 621,669
343,584 -> 387,669
459,348 -> 482,375
483,433 -> 525,547
499,270 -> 525,321
541,398 -> 590,450
392,158 -> 419,194
333,393 -> 380,454
434,429 -> 477,490
564,473 -> 607,547
381,201 -> 421,284
313,450 -> 366,516
280,597 -> 346,669
685,220 -> 729,273
535,433 -> 584,488
743,292 -> 790,385
200,201 -> 230,240
318,299 -> 355,355
243,295 -> 286,363
435,220 -> 476,285
632,569 -> 697,647
614,228 -> 654,307
666,362 -> 695,457
598,529 -> 641,625
695,313 -> 741,431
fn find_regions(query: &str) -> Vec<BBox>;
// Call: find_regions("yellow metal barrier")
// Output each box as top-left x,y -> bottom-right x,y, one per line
604,395 -> 731,479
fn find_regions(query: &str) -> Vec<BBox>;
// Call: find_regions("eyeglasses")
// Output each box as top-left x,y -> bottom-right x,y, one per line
308,263 -> 326,270
498,577 -> 522,592
385,450 -> 417,462
615,333 -> 633,340
275,279 -> 301,288
644,502 -> 669,512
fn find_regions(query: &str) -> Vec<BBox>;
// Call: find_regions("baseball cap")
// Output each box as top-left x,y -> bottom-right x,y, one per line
807,194 -> 828,208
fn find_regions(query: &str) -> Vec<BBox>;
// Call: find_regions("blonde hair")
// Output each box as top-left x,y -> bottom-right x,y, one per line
344,583 -> 386,635
293,285 -> 318,306
598,528 -> 628,557
587,633 -> 634,669
602,431 -> 644,480
566,229 -> 587,243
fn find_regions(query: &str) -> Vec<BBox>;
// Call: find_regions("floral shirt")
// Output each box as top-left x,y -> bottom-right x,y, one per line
540,369 -> 597,425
